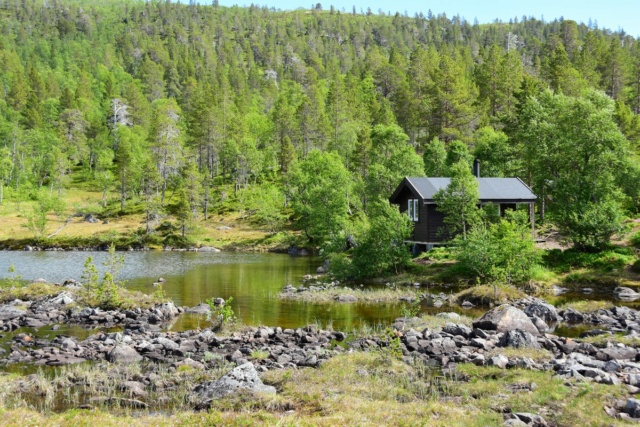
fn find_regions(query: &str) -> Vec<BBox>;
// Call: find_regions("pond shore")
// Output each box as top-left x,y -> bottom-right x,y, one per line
2,280 -> 640,425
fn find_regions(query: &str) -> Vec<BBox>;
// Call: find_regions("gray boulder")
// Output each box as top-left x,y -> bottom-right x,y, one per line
436,312 -> 461,321
498,329 -> 540,349
625,398 -> 640,418
335,295 -> 358,302
107,345 -> 143,363
153,337 -> 180,351
473,305 -> 539,335
524,301 -> 560,323
614,287 -> 640,301
157,302 -> 179,318
187,303 -> 211,315
50,292 -> 75,305
442,323 -> 473,338
0,305 -> 26,321
192,363 -> 276,409
488,354 -> 509,369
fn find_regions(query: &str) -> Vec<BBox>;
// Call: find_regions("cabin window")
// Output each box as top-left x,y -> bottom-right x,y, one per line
407,199 -> 419,221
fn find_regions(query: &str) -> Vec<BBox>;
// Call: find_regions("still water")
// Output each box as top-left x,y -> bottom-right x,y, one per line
0,251 -> 411,330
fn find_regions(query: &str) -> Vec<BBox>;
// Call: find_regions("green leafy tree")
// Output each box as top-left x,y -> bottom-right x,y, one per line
0,147 -> 13,205
175,187 -> 193,238
434,160 -> 480,240
365,124 -> 424,204
23,192 -> 67,239
287,150 -> 351,247
473,127 -> 513,177
348,200 -> 413,278
518,89 -> 628,249
456,212 -> 541,284
423,137 -> 447,176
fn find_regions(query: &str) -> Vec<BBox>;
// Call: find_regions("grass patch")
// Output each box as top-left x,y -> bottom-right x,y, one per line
250,350 -> 270,360
279,286 -> 421,304
415,314 -> 474,330
544,247 -> 636,273
453,284 -> 526,307
580,333 -> 640,347
0,352 -> 630,426
556,300 -> 614,313
454,364 -> 627,427
0,281 -> 166,310
486,347 -> 554,362
0,282 -> 62,303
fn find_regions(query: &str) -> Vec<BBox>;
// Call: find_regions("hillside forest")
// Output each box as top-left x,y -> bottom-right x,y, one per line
1,0 -> 640,278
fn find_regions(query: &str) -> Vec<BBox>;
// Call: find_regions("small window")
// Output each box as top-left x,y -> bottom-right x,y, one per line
407,199 -> 419,222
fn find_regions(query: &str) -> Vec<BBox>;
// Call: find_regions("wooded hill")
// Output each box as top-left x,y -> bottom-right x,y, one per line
0,0 -> 639,251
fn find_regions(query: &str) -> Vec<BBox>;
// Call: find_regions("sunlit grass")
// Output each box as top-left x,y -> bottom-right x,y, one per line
556,300 -> 614,313
0,352 -> 630,426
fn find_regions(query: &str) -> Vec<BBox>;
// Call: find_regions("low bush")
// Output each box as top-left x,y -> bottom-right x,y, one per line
455,212 -> 541,285
543,247 -> 635,273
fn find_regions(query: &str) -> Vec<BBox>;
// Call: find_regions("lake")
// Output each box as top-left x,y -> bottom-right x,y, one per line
0,251 -> 412,330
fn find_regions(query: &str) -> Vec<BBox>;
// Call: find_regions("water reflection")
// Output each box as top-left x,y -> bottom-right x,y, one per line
0,251 -> 412,330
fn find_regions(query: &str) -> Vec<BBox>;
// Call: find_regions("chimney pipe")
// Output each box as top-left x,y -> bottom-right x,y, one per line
473,158 -> 480,178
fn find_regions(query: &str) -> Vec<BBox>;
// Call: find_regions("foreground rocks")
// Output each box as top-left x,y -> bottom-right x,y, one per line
5,285 -> 640,421
351,301 -> 640,390
193,362 -> 276,409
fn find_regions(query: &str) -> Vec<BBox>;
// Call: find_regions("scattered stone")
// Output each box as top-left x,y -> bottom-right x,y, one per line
192,363 -> 276,409
615,287 -> 640,301
498,330 -> 540,349
625,398 -> 640,418
84,214 -> 99,223
107,345 -> 143,363
473,305 -> 539,335
187,303 -> 211,315
489,354 -> 509,369
524,301 -> 560,323
436,312 -> 461,321
0,306 -> 26,321
334,295 -> 358,303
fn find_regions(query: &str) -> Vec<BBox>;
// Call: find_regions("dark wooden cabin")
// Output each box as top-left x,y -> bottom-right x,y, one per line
389,175 -> 536,248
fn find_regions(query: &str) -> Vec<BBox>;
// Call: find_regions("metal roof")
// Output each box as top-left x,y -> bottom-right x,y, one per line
391,177 -> 536,202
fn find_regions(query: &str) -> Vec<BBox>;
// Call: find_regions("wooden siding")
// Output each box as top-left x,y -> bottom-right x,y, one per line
393,186 -> 424,241
426,204 -> 446,242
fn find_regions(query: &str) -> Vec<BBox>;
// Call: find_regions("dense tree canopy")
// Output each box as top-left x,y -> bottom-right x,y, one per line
0,0 -> 640,259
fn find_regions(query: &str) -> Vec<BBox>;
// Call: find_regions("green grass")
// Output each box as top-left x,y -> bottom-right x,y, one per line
453,284 -> 526,306
556,300 -> 614,313
543,247 -> 636,274
486,347 -> 554,362
0,281 -> 167,310
279,286 -> 422,304
0,352 -> 629,426
250,350 -> 270,360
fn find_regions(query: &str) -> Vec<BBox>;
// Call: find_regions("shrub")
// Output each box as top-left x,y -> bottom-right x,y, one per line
543,247 -> 635,273
332,200 -> 413,279
455,212 -> 541,285
206,296 -> 237,330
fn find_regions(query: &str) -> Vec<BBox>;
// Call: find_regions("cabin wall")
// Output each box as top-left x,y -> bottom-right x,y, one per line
393,187 -> 423,241
426,204 -> 446,242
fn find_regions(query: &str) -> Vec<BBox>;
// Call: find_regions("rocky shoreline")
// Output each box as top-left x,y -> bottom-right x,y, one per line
3,283 -> 640,423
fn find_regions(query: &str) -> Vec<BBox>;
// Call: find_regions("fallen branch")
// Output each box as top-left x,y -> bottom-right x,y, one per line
46,216 -> 73,239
